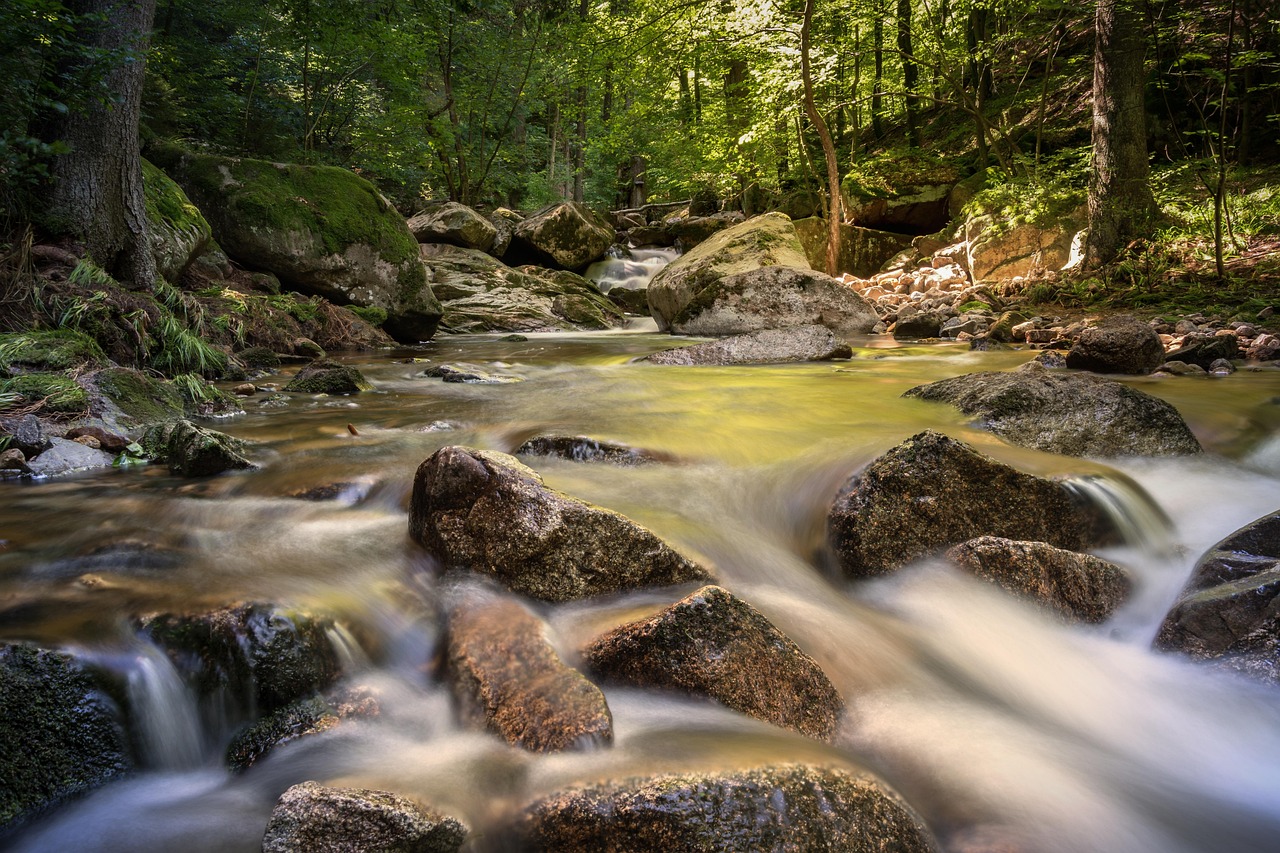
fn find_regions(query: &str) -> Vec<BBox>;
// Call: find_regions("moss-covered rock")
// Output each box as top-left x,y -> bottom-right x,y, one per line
841,150 -> 961,233
87,367 -> 186,431
792,218 -> 914,278
283,360 -> 374,394
407,202 -> 497,252
162,151 -> 442,343
508,201 -> 614,270
0,373 -> 89,416
0,644 -> 131,832
669,265 -> 878,337
0,330 -> 107,371
142,158 -> 213,282
140,419 -> 254,476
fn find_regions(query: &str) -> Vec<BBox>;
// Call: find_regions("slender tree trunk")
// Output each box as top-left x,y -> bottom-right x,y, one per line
678,68 -> 694,125
1085,0 -> 1156,267
48,0 -> 159,289
693,52 -> 703,123
897,0 -> 919,147
801,0 -> 843,276
872,9 -> 885,138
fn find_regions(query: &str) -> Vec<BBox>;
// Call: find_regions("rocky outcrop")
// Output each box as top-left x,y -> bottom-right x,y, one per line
156,150 -> 442,342
945,537 -> 1131,623
409,446 -> 711,601
647,213 -> 811,332
447,596 -> 612,752
86,368 -> 186,432
407,202 -> 498,252
515,435 -> 668,464
903,363 -> 1203,457
1163,333 -> 1239,369
828,431 -> 1111,578
487,207 -> 523,258
142,158 -> 212,282
1065,316 -> 1166,374
262,782 -> 467,853
670,266 -> 878,337
1156,509 -> 1280,683
515,764 -> 937,852
842,152 -> 960,233
643,324 -> 852,366
965,210 -> 1085,282
792,218 -> 915,278
585,585 -> 843,740
140,419 -> 255,476
508,202 -> 614,270
0,644 -> 131,831
283,360 -> 374,394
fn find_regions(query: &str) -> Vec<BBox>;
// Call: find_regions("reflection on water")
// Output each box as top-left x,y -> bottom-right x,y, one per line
6,329 -> 1280,851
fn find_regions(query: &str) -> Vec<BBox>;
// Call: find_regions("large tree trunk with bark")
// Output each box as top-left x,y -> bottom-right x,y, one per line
1085,0 -> 1155,268
48,0 -> 158,289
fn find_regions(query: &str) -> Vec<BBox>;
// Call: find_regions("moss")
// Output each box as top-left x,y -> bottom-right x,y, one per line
141,158 -> 208,238
0,330 -> 107,370
843,149 -> 963,201
93,367 -> 185,426
349,305 -> 388,326
0,374 -> 89,415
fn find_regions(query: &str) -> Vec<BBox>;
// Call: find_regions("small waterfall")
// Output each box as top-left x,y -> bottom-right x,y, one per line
1061,472 -> 1176,555
123,645 -> 205,770
585,247 -> 679,293
326,623 -> 371,672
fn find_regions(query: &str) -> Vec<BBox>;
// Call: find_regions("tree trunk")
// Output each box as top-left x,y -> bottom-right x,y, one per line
628,155 -> 647,208
48,0 -> 159,289
801,0 -> 842,276
872,9 -> 885,138
897,0 -> 919,147
1085,0 -> 1156,268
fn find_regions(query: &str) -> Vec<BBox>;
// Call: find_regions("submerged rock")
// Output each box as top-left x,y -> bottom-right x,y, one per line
0,644 -> 130,831
827,430 -> 1110,578
585,585 -> 843,740
515,764 -> 936,852
515,435 -> 668,465
284,360 -> 374,394
643,324 -> 852,366
140,419 -> 255,477
945,537 -> 1130,623
226,686 -> 380,771
409,446 -> 711,601
262,781 -> 467,853
447,596 -> 612,752
422,363 -> 523,385
903,363 -> 1202,457
1065,316 -> 1165,375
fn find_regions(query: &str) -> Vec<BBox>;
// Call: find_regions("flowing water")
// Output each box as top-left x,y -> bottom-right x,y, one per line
585,247 -> 681,293
6,325 -> 1280,852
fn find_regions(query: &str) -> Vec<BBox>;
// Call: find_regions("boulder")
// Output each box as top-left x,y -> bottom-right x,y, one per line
25,437 -> 117,477
670,213 -> 742,250
262,782 -> 467,853
515,764 -> 936,852
284,360 -> 374,394
508,201 -> 614,270
842,152 -> 960,233
142,158 -> 212,282
827,430 -> 1111,578
157,150 -> 441,342
670,266 -> 878,337
1065,316 -> 1166,374
141,602 -> 343,714
447,596 -> 612,752
1164,333 -> 1239,369
608,286 -> 650,315
643,324 -> 852,366
140,419 -> 255,476
903,363 -> 1203,457
407,202 -> 498,252
0,414 -> 51,456
515,435 -> 668,465
893,311 -> 945,340
585,585 -> 843,740
792,218 -> 915,278
1156,509 -> 1280,683
0,644 -> 131,831
408,446 -> 711,601
647,213 -> 811,332
487,207 -> 523,258
226,687 -> 380,771
945,537 -> 1130,623
966,208 -> 1085,282
422,363 -> 522,385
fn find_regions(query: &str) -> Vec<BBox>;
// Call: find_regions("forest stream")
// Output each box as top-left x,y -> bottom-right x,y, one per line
6,325 -> 1280,852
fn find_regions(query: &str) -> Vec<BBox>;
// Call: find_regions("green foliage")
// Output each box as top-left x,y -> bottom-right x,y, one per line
0,329 -> 106,369
965,148 -> 1089,235
149,314 -> 227,377
0,372 -> 88,414
348,305 -> 387,326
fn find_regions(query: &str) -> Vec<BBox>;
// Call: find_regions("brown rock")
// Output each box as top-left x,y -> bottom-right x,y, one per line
262,781 -> 467,853
585,585 -> 842,740
64,426 -> 131,453
1065,316 -> 1165,374
447,596 -> 612,752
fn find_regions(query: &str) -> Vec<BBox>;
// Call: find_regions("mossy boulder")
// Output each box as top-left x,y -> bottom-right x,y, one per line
965,206 -> 1085,282
140,419 -> 255,476
0,644 -> 131,832
647,213 -> 811,333
407,202 -> 497,252
409,446 -> 712,601
263,782 -> 467,853
284,360 -> 374,395
0,373 -> 89,416
669,265 -> 878,337
161,151 -> 442,343
142,158 -> 212,282
841,151 -> 961,233
792,218 -> 914,278
508,201 -> 614,270
86,368 -> 186,431
0,330 -> 107,371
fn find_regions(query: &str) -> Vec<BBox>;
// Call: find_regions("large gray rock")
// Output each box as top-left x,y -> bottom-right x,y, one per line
407,202 -> 497,252
515,765 -> 937,852
487,207 -> 523,258
448,596 -> 612,752
262,782 -> 467,853
644,324 -> 852,366
140,419 -> 255,477
946,537 -> 1131,623
903,363 -> 1203,457
509,202 -> 614,270
142,158 -> 212,282
1156,509 -> 1280,683
409,447 -> 712,602
671,266 -> 878,337
647,213 -> 811,332
25,437 -> 116,477
828,430 -> 1111,578
0,644 -> 131,831
585,585 -> 843,740
1065,316 -> 1166,375
157,150 -> 442,343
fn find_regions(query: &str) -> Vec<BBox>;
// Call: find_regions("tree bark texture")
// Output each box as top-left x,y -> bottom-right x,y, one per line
801,0 -> 843,276
1085,0 -> 1155,268
48,0 -> 159,289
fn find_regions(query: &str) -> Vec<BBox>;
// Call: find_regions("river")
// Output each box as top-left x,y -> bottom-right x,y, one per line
6,324 -> 1280,852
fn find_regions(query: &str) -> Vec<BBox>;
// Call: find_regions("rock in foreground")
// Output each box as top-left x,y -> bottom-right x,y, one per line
448,596 -> 612,752
828,431 -> 1110,578
262,781 -> 466,853
409,447 -> 711,601
585,585 -> 843,740
515,764 -> 936,852
903,364 -> 1202,457
1065,316 -> 1165,375
140,419 -> 255,477
644,324 -> 852,366
946,537 -> 1130,623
